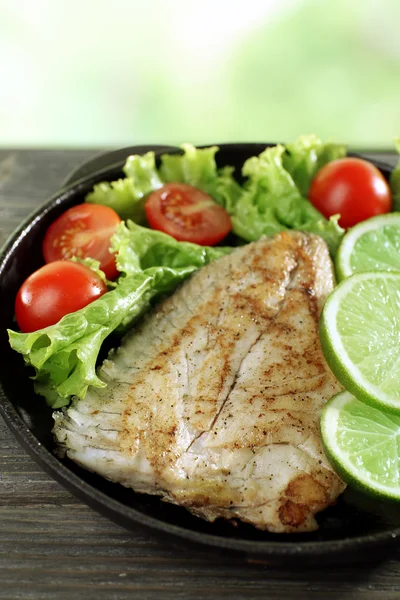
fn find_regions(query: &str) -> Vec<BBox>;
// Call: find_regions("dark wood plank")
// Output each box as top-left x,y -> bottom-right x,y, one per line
1,148 -> 400,600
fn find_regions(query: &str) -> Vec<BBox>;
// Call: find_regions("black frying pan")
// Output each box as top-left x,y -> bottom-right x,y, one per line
1,143 -> 399,566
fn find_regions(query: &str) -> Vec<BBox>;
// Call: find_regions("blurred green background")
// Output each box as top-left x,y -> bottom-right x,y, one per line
1,0 -> 400,148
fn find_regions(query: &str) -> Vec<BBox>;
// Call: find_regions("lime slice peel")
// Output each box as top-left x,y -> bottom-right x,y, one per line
321,390 -> 400,499
320,272 -> 400,413
336,213 -> 400,280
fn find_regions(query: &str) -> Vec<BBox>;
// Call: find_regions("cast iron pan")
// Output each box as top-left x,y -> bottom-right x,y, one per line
0,143 -> 399,566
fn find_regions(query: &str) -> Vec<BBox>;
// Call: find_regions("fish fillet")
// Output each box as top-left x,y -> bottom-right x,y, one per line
53,231 -> 345,533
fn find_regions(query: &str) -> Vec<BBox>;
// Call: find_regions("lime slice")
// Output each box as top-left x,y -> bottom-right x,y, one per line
319,272 -> 400,412
321,390 -> 400,499
336,213 -> 400,280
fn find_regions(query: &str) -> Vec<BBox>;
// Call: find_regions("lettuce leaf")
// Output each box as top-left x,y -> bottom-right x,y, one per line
70,256 -> 117,288
85,151 -> 163,223
112,220 -> 231,278
159,143 -> 242,211
390,138 -> 400,211
231,143 -> 344,254
8,226 -> 230,408
159,144 -> 220,191
283,134 -> 346,196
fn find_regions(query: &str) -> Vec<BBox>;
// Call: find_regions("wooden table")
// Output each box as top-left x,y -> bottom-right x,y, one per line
1,148 -> 400,600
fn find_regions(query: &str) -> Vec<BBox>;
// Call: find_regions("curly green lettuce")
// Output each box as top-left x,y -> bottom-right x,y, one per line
231,142 -> 345,254
86,151 -> 163,223
283,133 -> 346,196
112,220 -> 231,279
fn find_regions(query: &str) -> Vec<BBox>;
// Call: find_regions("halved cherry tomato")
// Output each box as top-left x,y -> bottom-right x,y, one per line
43,204 -> 122,279
309,157 -> 392,229
144,183 -> 232,245
15,261 -> 108,333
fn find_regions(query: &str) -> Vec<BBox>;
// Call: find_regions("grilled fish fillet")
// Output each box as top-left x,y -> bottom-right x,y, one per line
53,231 -> 345,533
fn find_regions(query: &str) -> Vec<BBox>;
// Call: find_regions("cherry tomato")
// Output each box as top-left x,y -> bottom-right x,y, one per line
15,261 -> 107,333
309,157 -> 392,229
43,203 -> 122,279
144,183 -> 232,245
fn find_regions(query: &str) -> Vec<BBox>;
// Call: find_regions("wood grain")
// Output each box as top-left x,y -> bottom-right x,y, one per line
0,148 -> 399,600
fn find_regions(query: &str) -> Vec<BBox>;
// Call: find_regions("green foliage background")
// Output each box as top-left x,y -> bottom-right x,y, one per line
1,0 -> 399,148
